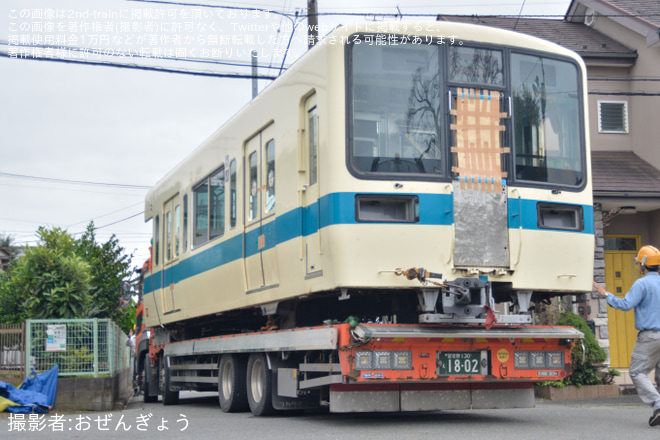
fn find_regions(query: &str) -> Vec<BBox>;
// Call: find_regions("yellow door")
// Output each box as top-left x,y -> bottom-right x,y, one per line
604,236 -> 640,368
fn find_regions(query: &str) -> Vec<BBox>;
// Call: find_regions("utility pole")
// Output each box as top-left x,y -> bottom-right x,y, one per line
307,0 -> 318,49
251,50 -> 258,98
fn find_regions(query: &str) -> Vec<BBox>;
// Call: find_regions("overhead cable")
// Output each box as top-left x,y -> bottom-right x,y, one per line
0,172 -> 151,189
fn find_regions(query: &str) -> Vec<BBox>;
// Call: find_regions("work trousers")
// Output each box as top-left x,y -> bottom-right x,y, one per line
630,330 -> 660,411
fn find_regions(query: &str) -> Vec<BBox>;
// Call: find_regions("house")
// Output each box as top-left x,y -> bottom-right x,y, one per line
0,248 -> 11,273
440,0 -> 660,368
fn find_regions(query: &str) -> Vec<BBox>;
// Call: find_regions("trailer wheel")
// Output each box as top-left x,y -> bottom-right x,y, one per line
218,354 -> 249,412
143,353 -> 158,403
246,353 -> 274,416
161,356 -> 179,406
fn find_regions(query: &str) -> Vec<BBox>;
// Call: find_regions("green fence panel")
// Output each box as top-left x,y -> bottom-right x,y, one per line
24,319 -> 130,377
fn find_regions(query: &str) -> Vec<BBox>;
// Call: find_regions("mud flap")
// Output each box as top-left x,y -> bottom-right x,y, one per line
272,370 -> 321,411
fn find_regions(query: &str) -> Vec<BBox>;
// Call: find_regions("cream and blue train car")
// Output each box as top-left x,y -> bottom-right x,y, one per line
142,21 -> 593,335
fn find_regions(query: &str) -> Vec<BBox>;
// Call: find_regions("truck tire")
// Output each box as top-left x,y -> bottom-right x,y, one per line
218,354 -> 249,412
246,353 -> 274,416
143,353 -> 158,403
161,356 -> 180,406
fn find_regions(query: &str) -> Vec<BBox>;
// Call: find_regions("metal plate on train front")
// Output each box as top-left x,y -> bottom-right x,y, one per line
453,181 -> 509,268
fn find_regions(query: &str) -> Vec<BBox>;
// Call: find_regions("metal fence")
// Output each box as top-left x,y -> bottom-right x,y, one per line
25,319 -> 131,377
0,323 -> 25,371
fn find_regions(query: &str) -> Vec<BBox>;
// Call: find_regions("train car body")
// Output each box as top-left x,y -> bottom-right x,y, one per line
137,21 -> 591,414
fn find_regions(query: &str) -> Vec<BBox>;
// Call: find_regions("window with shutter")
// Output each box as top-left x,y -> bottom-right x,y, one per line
598,101 -> 628,133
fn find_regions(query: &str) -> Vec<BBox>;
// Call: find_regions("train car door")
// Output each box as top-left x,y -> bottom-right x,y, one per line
162,196 -> 180,313
244,124 -> 280,292
450,87 -> 510,268
302,94 -> 323,278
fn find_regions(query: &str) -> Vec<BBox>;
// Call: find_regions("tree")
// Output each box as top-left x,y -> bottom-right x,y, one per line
0,270 -> 25,323
0,224 -> 135,332
75,222 -> 134,331
8,227 -> 91,320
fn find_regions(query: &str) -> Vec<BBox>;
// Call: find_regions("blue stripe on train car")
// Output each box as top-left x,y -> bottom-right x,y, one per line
508,198 -> 594,234
143,192 -> 593,294
319,192 -> 454,227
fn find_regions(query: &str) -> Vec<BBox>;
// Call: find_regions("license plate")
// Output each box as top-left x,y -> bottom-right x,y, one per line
436,351 -> 486,376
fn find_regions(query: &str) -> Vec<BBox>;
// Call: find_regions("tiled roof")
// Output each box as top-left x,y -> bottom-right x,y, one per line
437,15 -> 636,59
605,0 -> 660,27
591,151 -> 660,194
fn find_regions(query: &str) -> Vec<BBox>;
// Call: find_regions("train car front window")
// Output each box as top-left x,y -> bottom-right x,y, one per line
511,53 -> 583,187
349,38 -> 443,178
449,46 -> 504,86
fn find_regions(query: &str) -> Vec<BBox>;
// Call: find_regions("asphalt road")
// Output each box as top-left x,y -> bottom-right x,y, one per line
2,392 -> 659,440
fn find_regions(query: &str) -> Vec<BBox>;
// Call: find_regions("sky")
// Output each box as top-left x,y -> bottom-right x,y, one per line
0,0 -> 572,270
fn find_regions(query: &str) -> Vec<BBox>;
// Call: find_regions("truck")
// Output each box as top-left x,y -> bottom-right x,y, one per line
132,21 -> 591,415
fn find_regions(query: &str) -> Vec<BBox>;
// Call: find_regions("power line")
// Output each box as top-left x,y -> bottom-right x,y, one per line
127,0 -> 299,18
66,202 -> 145,229
0,172 -> 151,189
0,51 -> 279,79
126,0 -> 660,20
0,41 -> 291,71
0,181 -> 147,197
96,212 -> 145,230
513,0 -> 527,30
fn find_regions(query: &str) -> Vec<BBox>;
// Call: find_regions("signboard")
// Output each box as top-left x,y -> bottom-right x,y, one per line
46,324 -> 67,352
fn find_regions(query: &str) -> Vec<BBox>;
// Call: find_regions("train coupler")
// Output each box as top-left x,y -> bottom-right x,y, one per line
395,267 -> 444,286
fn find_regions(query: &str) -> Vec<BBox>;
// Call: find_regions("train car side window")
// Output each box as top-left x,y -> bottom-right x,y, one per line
154,215 -> 160,266
248,152 -> 258,221
182,194 -> 188,252
265,140 -> 275,213
230,159 -> 237,228
193,181 -> 209,247
174,204 -> 181,257
209,167 -> 225,239
308,108 -> 318,186
166,210 -> 172,261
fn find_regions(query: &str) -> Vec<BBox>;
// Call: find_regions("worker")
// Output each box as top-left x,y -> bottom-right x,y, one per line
126,327 -> 136,385
593,245 -> 660,427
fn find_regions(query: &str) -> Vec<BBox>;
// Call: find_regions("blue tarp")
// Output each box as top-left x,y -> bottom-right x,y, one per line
0,365 -> 58,413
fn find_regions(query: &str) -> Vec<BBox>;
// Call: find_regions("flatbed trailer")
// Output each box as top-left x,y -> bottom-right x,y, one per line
142,322 -> 582,414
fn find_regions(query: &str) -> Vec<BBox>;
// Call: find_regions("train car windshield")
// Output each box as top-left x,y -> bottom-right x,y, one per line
511,53 -> 583,187
349,41 -> 444,177
348,36 -> 585,188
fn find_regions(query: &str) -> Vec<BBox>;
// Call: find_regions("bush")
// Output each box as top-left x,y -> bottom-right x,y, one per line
555,312 -> 608,387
